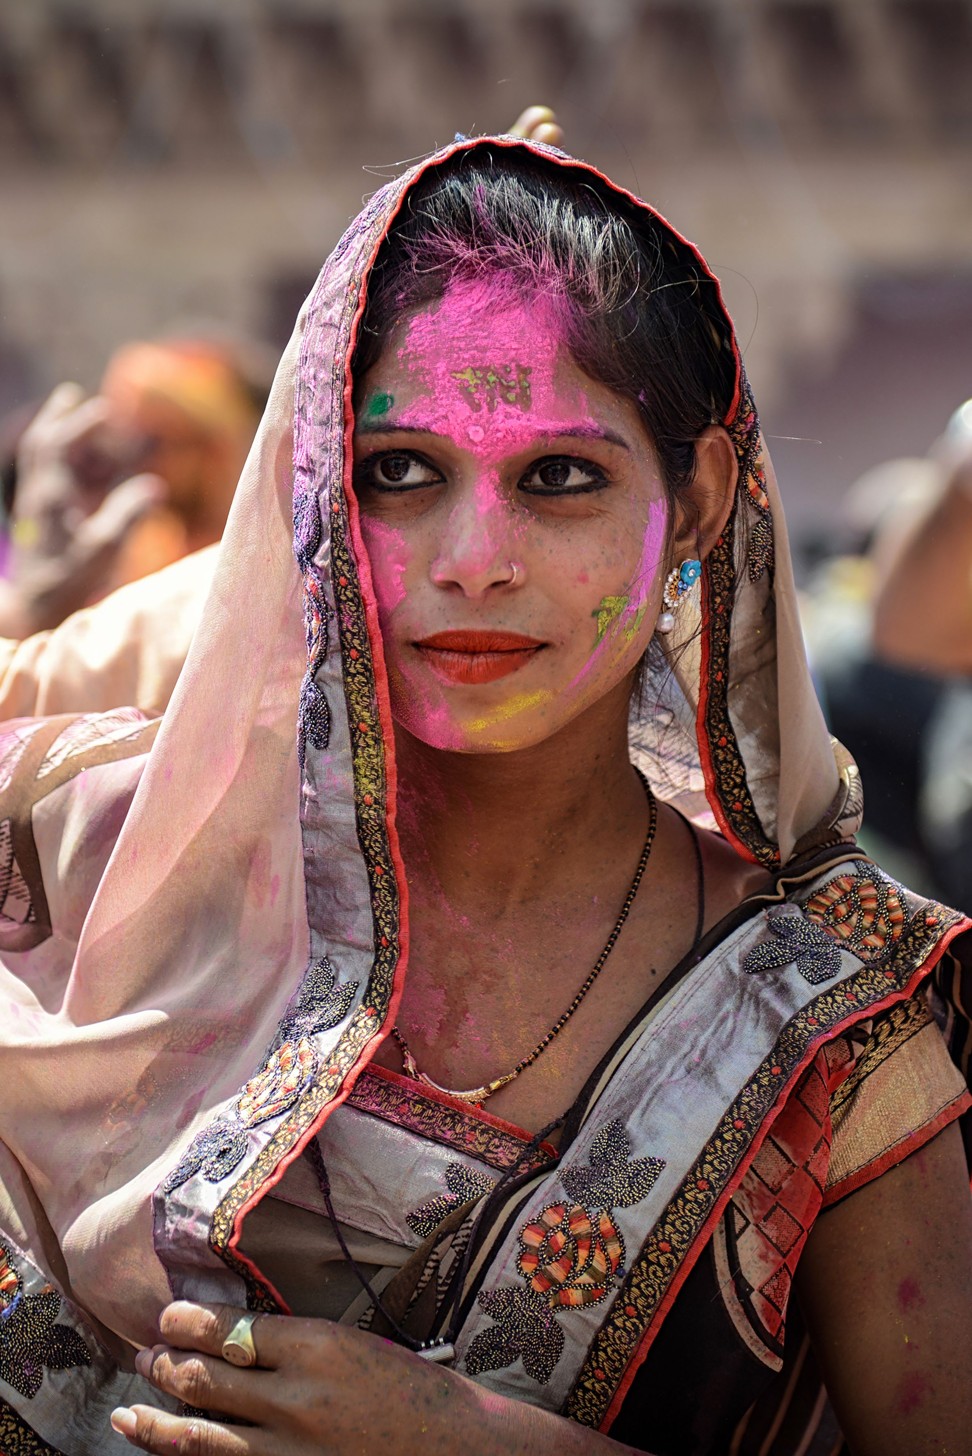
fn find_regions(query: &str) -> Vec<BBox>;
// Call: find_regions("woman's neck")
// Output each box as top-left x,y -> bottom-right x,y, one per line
392,689 -> 648,914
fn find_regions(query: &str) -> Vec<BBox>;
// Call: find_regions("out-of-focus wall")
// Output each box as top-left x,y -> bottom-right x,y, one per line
1,0 -> 970,553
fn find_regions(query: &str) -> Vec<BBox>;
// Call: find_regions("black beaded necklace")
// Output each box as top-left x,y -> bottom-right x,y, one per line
392,770 -> 658,1106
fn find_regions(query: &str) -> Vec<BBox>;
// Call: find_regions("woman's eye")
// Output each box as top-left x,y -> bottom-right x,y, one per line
520,456 -> 607,495
355,451 -> 443,491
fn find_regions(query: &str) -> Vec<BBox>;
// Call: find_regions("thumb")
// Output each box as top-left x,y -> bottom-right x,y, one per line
70,473 -> 168,559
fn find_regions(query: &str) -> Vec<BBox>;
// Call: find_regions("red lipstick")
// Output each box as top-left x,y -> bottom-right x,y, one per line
413,630 -> 545,684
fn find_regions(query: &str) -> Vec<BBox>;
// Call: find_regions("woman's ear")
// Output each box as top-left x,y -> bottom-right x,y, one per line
669,426 -> 738,565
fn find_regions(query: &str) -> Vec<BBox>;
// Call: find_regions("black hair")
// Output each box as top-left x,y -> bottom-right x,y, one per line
352,148 -> 737,500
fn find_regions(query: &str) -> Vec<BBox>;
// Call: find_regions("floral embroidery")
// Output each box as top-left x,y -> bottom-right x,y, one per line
805,872 -> 905,961
464,1288 -> 564,1383
464,1120 -> 664,1383
162,1121 -> 249,1194
272,955 -> 359,1050
566,895 -> 963,1427
238,1037 -> 317,1126
298,675 -> 330,763
0,1244 -> 90,1400
406,1162 -> 496,1240
560,1120 -> 664,1209
518,1203 -> 624,1308
744,908 -> 843,984
162,957 -> 360,1188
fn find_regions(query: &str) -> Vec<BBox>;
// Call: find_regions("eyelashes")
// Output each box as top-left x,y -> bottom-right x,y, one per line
519,457 -> 608,495
354,451 -> 444,491
353,449 -> 609,497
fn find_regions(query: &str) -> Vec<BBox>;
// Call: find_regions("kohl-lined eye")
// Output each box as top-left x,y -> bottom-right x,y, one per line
354,450 -> 443,492
519,456 -> 608,495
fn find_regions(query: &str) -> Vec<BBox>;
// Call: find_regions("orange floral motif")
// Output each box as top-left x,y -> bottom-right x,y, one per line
238,1037 -> 317,1126
518,1202 -> 625,1309
805,873 -> 905,961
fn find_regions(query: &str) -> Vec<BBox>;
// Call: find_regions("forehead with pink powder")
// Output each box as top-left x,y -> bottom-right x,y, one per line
385,278 -> 608,444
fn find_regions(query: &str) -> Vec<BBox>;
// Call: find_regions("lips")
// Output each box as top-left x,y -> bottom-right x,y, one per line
413,630 -> 545,684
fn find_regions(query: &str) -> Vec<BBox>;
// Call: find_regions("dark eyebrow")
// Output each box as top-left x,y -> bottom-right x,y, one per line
354,420 -> 632,451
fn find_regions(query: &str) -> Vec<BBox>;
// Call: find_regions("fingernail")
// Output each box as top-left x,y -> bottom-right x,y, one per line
134,1348 -> 153,1377
110,1408 -> 137,1437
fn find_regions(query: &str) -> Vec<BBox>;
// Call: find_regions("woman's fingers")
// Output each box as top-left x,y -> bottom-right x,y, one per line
158,1302 -> 283,1371
135,1345 -> 272,1424
507,105 -> 563,146
110,1404 -> 256,1455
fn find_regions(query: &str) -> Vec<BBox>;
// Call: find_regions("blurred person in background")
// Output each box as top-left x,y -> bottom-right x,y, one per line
0,106 -> 562,665
801,456 -> 946,895
874,398 -> 972,674
0,333 -> 273,639
872,398 -> 972,912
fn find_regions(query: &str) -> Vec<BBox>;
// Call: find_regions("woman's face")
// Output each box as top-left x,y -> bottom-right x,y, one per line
352,278 -> 670,753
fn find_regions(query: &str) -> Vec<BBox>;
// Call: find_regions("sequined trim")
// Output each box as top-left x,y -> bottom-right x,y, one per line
699,511 -> 777,866
829,994 -> 932,1120
727,379 -> 774,583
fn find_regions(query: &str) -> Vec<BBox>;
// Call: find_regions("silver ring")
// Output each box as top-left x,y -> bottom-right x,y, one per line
507,561 -> 519,585
221,1312 -> 260,1368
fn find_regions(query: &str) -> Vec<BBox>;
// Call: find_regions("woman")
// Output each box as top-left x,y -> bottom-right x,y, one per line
0,136 -> 970,1456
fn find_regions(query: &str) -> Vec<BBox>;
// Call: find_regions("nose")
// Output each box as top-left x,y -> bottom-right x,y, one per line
430,477 -> 521,598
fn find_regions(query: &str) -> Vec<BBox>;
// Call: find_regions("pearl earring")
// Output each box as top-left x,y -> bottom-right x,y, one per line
656,558 -> 701,634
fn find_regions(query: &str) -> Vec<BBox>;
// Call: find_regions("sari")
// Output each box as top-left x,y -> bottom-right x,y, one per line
0,137 -> 968,1456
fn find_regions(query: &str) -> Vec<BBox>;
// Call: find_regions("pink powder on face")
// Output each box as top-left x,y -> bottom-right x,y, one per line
358,518 -> 411,614
394,281 -> 595,458
356,277 -> 664,752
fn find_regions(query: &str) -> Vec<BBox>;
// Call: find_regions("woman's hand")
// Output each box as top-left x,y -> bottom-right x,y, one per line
112,1301 -> 468,1455
6,383 -> 165,636
111,1299 -> 638,1456
506,105 -> 564,146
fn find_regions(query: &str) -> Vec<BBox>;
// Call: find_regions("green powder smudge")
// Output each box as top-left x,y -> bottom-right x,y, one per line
364,391 -> 394,419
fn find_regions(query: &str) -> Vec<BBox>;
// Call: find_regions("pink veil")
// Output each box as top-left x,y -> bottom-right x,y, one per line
0,138 -> 860,1359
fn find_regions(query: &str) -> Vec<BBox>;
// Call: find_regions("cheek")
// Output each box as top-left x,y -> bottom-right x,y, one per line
359,519 -> 411,618
566,495 -> 669,685
631,495 -> 670,601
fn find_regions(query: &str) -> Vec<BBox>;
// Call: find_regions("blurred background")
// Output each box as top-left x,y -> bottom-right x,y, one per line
1,0 -> 970,553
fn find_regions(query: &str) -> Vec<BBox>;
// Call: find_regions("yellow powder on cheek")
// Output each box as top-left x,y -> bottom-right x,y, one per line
465,688 -> 553,737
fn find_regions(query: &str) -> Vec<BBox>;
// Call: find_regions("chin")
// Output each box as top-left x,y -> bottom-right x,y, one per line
392,699 -> 578,757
